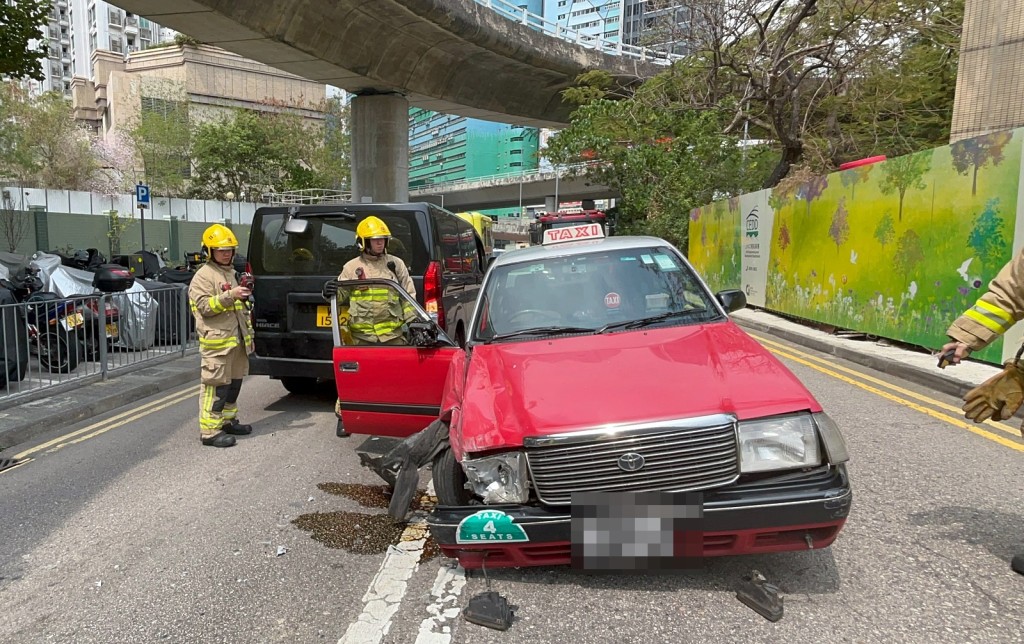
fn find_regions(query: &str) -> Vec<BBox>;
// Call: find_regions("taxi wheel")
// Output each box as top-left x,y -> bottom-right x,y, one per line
432,447 -> 473,506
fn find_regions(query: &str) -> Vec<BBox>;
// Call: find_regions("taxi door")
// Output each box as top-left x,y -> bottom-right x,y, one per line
329,278 -> 460,437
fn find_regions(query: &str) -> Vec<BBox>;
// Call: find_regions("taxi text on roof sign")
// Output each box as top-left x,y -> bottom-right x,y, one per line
542,223 -> 605,245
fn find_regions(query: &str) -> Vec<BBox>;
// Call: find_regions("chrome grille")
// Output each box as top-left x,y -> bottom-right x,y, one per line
525,418 -> 739,505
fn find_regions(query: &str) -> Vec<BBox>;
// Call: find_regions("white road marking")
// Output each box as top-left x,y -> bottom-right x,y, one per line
414,564 -> 467,644
339,482 -> 436,644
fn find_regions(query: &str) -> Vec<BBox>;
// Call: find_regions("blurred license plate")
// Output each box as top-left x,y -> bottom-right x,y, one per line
571,491 -> 704,571
61,312 -> 84,330
105,323 -> 119,337
316,306 -> 331,327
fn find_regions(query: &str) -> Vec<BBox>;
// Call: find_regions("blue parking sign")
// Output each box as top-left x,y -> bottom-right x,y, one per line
136,184 -> 150,204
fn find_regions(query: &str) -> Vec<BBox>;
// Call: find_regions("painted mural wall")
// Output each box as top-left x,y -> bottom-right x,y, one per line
690,128 -> 1024,365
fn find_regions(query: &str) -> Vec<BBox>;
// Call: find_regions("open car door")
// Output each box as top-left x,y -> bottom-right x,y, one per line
329,277 -> 460,437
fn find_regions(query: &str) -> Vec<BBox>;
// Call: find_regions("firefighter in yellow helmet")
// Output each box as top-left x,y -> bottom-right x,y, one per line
188,223 -> 255,448
326,216 -> 416,436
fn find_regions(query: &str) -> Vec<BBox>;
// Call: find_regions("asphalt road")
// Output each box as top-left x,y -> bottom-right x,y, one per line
1,333 -> 1023,644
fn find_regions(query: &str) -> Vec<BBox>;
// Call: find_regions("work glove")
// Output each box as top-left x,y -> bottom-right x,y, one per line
321,280 -> 339,301
962,361 -> 1024,424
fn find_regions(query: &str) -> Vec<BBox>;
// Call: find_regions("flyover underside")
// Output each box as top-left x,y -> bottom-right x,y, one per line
410,175 -> 617,211
118,0 -> 657,128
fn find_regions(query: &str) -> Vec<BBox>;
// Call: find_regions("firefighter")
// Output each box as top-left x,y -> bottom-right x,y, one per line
189,223 -> 255,448
940,247 -> 1024,575
323,216 -> 417,436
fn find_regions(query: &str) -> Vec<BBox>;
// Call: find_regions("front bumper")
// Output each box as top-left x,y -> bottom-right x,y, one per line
427,464 -> 851,569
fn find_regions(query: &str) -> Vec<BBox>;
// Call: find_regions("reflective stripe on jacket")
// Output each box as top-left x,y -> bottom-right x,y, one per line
947,247 -> 1024,351
337,253 -> 416,343
189,261 -> 253,355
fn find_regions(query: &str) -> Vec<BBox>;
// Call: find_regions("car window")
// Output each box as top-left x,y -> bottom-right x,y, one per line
250,211 -> 428,276
436,214 -> 466,275
474,246 -> 722,340
457,219 -> 479,273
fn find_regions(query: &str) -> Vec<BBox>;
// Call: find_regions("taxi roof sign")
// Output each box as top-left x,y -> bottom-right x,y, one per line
542,223 -> 605,245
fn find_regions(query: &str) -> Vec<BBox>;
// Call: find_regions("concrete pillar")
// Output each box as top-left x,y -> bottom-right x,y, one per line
351,93 -> 409,203
544,196 -> 557,212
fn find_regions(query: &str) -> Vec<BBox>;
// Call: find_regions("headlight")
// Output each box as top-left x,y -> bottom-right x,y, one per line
738,414 -> 821,473
462,452 -> 530,504
812,412 -> 850,464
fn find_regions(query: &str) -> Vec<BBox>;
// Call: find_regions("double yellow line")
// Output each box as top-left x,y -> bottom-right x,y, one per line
9,387 -> 197,463
750,333 -> 1024,452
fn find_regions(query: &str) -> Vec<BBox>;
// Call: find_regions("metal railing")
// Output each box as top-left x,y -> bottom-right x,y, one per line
474,0 -> 683,64
0,288 -> 198,407
260,189 -> 352,205
410,162 -> 592,192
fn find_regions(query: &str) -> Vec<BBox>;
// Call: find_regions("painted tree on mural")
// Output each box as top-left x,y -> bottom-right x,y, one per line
829,198 -> 850,253
874,212 -> 895,249
777,221 -> 791,253
797,176 -> 828,218
893,229 -> 925,287
879,152 -> 931,221
951,131 -> 1013,196
839,165 -> 874,200
967,198 -> 1007,271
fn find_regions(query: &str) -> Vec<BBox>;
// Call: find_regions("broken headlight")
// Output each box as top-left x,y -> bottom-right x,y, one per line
462,452 -> 529,504
738,413 -> 821,473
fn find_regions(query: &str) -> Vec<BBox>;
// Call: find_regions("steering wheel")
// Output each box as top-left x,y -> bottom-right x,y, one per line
506,309 -> 563,327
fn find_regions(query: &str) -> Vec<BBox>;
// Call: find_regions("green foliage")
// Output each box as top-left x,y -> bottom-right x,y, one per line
174,34 -> 202,47
0,83 -> 98,189
0,0 -> 50,81
106,209 -> 135,256
828,198 -> 850,252
951,131 -> 1013,196
128,80 -> 192,196
874,212 -> 895,248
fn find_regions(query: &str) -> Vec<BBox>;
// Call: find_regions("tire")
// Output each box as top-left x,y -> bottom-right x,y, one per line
279,376 -> 318,395
38,330 -> 80,374
432,447 -> 473,506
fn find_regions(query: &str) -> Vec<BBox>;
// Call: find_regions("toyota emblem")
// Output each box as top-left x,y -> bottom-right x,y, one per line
617,452 -> 646,472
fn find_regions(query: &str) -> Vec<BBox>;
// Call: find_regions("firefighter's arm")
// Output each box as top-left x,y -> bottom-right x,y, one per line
946,249 -> 1024,351
189,272 -> 241,317
395,259 -> 415,299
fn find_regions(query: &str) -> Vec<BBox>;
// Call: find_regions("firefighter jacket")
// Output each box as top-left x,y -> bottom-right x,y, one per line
189,261 -> 254,356
947,248 -> 1024,351
336,252 -> 416,343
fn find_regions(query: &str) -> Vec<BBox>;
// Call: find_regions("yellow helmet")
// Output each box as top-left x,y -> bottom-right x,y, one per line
202,223 -> 238,250
356,216 -> 391,251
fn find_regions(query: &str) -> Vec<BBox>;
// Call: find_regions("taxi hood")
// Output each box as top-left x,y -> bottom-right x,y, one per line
455,322 -> 820,455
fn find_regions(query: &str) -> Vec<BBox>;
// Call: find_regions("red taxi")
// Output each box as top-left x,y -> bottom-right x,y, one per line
331,225 -> 852,570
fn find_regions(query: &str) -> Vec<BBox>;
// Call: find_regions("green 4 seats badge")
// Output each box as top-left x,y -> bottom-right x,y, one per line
456,510 -> 529,544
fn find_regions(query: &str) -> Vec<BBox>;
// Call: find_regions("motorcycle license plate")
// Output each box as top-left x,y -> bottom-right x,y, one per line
60,312 -> 85,330
105,323 -> 119,337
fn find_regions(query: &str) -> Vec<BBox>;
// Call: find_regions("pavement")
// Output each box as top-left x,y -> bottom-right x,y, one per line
0,307 -> 1004,453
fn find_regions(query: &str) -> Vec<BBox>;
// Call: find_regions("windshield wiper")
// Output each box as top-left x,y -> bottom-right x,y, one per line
597,310 -> 703,333
485,325 -> 595,343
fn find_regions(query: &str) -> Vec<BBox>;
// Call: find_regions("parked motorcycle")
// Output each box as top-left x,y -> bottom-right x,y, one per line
4,266 -> 82,374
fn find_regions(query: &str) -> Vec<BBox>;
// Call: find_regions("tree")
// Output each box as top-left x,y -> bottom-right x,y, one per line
874,212 -> 895,249
777,220 -> 791,252
951,131 -> 1013,196
0,83 -> 98,189
829,198 -> 850,252
0,187 -> 30,253
0,0 -> 50,81
91,130 -> 140,196
127,80 -> 192,197
797,175 -> 828,217
893,229 -> 924,285
879,151 -> 931,221
310,97 -> 351,191
967,198 -> 1006,271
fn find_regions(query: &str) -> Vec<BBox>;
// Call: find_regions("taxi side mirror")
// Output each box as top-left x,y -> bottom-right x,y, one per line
407,320 -> 440,346
715,289 -> 747,313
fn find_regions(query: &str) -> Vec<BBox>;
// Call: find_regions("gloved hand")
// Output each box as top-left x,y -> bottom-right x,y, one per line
962,361 -> 1024,423
321,280 -> 338,301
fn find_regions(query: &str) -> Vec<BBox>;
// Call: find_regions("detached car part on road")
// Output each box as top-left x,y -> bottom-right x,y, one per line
329,226 -> 852,570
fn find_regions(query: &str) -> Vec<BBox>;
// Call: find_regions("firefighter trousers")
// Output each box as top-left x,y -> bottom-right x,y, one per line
199,346 -> 250,437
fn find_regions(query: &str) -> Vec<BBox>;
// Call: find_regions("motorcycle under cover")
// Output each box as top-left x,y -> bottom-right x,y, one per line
0,284 -> 29,387
111,281 -> 158,351
136,280 -> 191,345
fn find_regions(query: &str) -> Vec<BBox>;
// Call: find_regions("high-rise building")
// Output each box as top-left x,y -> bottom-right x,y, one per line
25,0 -> 174,97
622,1 -> 694,55
544,0 -> 624,41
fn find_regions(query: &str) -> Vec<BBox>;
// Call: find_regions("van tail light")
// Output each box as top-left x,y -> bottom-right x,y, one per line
424,260 -> 445,329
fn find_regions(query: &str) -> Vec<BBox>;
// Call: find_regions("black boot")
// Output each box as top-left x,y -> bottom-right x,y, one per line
1012,554 -> 1024,575
222,419 -> 252,435
336,418 -> 349,438
201,433 -> 236,448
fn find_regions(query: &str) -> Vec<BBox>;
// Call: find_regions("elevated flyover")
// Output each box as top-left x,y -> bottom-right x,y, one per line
115,0 -> 667,202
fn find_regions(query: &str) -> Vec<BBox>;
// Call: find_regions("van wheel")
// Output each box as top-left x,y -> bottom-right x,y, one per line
280,376 -> 317,395
456,325 -> 466,348
432,447 -> 473,506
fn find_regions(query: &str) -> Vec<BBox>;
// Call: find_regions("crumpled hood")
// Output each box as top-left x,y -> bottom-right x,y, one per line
455,322 -> 820,455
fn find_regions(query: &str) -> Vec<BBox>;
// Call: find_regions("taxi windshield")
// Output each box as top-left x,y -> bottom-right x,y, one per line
473,246 -> 723,342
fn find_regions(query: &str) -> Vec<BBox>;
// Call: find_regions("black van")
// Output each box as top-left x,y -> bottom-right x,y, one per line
246,202 -> 485,393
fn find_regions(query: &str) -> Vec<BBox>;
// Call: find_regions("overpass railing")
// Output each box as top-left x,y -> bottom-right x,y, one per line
475,0 -> 683,64
410,163 -> 593,193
